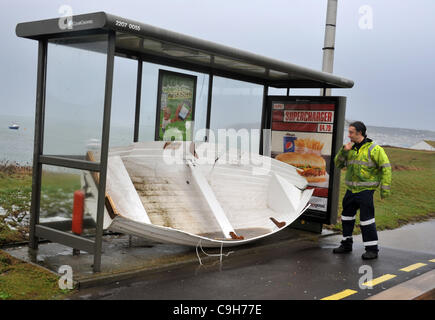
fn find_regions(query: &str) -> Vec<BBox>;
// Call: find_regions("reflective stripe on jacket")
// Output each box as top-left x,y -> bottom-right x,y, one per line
334,140 -> 392,198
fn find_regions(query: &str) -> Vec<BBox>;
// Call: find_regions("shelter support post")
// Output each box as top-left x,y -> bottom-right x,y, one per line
205,72 -> 213,142
29,40 -> 47,250
93,32 -> 116,273
134,59 -> 142,143
259,85 -> 269,155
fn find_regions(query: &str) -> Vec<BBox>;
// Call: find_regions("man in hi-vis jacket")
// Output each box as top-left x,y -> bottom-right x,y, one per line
333,121 -> 392,259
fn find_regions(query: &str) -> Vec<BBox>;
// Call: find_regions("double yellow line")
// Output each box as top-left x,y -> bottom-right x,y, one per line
321,259 -> 434,300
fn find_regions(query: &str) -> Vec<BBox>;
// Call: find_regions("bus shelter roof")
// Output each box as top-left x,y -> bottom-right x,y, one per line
16,11 -> 354,89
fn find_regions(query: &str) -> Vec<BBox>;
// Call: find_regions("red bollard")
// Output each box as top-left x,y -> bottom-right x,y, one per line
72,190 -> 85,235
72,190 -> 85,256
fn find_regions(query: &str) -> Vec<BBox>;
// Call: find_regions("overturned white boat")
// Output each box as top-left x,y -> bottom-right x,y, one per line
81,141 -> 313,247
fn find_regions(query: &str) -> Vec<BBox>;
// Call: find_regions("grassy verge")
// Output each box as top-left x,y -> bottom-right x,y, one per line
0,250 -> 73,300
324,147 -> 435,233
0,162 -> 81,245
0,163 -> 79,299
0,163 -> 32,245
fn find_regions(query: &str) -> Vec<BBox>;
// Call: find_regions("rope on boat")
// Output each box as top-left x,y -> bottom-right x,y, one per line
195,239 -> 234,266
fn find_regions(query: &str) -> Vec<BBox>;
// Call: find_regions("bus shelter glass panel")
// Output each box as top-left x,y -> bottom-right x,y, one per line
43,35 -> 109,161
209,76 -> 263,153
40,165 -> 98,231
268,87 -> 287,95
139,62 -> 209,142
109,56 -> 137,147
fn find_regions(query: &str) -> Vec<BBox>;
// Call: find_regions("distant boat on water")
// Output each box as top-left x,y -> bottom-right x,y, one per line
8,123 -> 19,130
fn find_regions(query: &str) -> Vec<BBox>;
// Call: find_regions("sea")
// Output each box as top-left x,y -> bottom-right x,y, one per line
1,115 -> 435,165
0,115 -> 147,165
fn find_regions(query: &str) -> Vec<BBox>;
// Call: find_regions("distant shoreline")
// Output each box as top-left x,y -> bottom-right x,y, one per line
2,114 -> 435,133
380,145 -> 435,153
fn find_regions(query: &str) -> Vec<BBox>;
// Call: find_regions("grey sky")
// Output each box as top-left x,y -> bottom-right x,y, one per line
1,0 -> 434,131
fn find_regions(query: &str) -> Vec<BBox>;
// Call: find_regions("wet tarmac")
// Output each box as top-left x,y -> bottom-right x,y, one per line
70,220 -> 435,300
4,223 -> 331,287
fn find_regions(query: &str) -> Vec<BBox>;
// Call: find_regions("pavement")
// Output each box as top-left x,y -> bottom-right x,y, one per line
71,220 -> 435,300
4,219 -> 435,300
4,221 -> 333,288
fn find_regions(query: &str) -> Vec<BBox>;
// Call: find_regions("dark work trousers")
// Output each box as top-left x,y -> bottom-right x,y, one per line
341,189 -> 379,252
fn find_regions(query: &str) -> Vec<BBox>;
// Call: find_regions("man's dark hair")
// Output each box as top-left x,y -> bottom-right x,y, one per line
349,121 -> 367,138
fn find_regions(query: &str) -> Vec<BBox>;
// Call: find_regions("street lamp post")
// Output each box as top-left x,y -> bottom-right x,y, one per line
321,0 -> 338,96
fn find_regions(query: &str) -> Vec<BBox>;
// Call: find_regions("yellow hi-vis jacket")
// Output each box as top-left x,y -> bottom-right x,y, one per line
334,139 -> 392,199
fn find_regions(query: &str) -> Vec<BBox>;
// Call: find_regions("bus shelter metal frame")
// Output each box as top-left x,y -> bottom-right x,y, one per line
17,12 -> 354,272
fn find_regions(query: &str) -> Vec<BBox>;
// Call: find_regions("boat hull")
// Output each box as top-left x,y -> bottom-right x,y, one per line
82,141 -> 314,247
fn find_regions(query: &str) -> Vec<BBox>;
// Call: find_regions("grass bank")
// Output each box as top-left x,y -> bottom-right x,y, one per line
0,161 -> 80,245
0,250 -> 72,300
0,162 -> 32,244
0,162 -> 79,299
325,146 -> 435,233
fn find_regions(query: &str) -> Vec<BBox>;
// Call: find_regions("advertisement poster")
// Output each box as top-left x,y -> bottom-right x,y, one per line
271,100 -> 336,213
155,70 -> 197,141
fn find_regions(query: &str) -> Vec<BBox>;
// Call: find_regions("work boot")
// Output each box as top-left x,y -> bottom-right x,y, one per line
332,238 -> 353,254
362,250 -> 378,260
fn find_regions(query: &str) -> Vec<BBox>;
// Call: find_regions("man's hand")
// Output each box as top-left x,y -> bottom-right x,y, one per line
343,142 -> 353,151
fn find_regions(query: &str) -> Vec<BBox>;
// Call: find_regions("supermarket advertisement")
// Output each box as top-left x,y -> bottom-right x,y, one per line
270,99 -> 340,219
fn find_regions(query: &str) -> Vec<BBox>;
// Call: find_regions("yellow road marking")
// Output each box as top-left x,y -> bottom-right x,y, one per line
363,274 -> 396,287
321,261 -> 432,301
321,289 -> 358,300
400,263 -> 427,272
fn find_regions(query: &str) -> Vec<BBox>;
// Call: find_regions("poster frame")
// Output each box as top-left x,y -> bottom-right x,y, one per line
266,95 -> 346,225
155,69 -> 197,141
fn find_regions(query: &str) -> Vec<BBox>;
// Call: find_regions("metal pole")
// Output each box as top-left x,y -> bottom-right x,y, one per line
29,40 -> 47,250
134,59 -> 142,143
93,32 -> 115,273
321,0 -> 338,96
259,84 -> 269,155
205,73 -> 213,142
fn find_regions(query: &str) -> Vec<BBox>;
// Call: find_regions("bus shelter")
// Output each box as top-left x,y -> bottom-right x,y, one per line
16,12 -> 354,272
